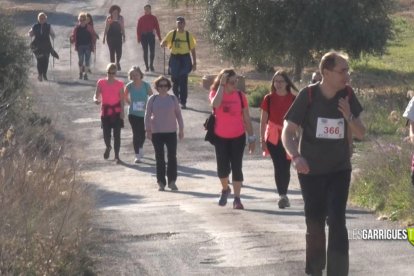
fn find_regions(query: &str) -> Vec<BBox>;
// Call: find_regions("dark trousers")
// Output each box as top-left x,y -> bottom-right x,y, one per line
107,38 -> 122,65
267,141 -> 291,195
151,132 -> 177,185
214,134 -> 246,181
101,117 -> 122,159
298,170 -> 351,276
169,54 -> 192,105
36,55 -> 49,76
128,115 -> 145,154
141,32 -> 155,69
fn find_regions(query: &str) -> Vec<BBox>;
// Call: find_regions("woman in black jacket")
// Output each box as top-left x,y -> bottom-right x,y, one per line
29,12 -> 55,81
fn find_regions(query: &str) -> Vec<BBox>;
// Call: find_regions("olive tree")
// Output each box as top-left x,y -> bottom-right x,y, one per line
169,0 -> 394,79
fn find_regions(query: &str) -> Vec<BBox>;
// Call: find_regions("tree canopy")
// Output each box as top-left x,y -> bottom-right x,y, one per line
170,0 -> 395,79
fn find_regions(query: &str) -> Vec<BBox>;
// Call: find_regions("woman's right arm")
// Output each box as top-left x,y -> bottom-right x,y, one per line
93,83 -> 101,104
103,17 -> 109,43
260,108 -> 268,150
124,86 -> 131,105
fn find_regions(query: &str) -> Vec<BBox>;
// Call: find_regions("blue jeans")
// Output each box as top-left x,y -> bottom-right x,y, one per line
298,170 -> 351,276
169,53 -> 192,105
151,132 -> 177,186
77,44 -> 91,67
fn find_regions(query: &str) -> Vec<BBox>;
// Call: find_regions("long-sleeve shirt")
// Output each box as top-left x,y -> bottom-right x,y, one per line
137,14 -> 161,41
144,94 -> 184,133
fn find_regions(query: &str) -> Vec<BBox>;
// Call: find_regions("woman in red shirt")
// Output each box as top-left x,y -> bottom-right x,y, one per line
260,70 -> 298,209
209,69 -> 256,209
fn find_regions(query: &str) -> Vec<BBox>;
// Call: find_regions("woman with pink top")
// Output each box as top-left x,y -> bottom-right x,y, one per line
145,76 -> 184,191
93,63 -> 125,163
209,69 -> 256,209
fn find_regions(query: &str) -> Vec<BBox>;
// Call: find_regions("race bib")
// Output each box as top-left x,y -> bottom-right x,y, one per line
132,101 -> 145,111
315,117 -> 345,139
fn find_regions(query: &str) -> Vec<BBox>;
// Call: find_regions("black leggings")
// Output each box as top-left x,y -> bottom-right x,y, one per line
36,55 -> 49,76
128,115 -> 145,154
107,38 -> 122,64
214,134 -> 246,181
101,116 -> 122,158
267,141 -> 291,195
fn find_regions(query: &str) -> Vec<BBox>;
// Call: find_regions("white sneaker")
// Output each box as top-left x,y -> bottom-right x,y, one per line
139,147 -> 144,159
278,195 -> 290,209
134,154 -> 141,163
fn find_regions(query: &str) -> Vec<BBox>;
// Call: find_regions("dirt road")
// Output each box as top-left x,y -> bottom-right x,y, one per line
16,0 -> 414,275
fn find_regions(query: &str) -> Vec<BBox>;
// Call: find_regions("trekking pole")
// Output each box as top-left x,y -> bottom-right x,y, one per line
163,46 -> 166,76
52,38 -> 55,68
69,37 -> 72,70
94,44 -> 96,65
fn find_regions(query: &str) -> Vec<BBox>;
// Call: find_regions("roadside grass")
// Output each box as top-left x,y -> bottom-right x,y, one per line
0,15 -> 95,275
0,104 -> 96,275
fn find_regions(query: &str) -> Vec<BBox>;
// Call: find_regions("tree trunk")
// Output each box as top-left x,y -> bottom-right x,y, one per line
293,57 -> 303,82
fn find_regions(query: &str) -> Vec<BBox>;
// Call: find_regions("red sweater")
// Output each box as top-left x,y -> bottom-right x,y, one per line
136,14 -> 161,41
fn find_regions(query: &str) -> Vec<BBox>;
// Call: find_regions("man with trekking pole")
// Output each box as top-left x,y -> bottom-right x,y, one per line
160,16 -> 196,109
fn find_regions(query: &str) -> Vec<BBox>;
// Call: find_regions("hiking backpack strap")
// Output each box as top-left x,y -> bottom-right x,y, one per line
171,30 -> 191,51
307,84 -> 352,105
237,91 -> 244,109
186,31 -> 190,50
171,30 -> 176,47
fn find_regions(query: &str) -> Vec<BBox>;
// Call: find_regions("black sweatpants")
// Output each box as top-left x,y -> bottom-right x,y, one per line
128,114 -> 145,155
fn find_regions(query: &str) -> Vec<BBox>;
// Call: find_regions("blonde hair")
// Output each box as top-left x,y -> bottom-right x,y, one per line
37,12 -> 47,21
78,12 -> 87,21
106,63 -> 117,73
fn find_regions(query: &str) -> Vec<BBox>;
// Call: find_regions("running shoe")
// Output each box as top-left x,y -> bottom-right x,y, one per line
233,197 -> 244,210
103,146 -> 111,160
278,195 -> 290,209
158,182 -> 165,191
168,181 -> 178,191
218,186 -> 231,206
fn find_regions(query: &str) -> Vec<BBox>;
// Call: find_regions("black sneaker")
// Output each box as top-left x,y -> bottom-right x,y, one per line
117,63 -> 121,71
158,182 -> 165,191
42,74 -> 48,81
103,146 -> 111,159
83,73 -> 88,80
218,186 -> 231,206
145,67 -> 149,72
150,66 -> 155,72
79,72 -> 83,80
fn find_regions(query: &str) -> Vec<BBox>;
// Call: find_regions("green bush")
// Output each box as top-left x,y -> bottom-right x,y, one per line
247,85 -> 268,107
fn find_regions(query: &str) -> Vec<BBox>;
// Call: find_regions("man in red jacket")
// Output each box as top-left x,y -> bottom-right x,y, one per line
136,4 -> 161,72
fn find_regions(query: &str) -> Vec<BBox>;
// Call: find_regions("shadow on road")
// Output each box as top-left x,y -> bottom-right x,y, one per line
245,208 -> 305,216
90,185 -> 144,208
242,184 -> 302,195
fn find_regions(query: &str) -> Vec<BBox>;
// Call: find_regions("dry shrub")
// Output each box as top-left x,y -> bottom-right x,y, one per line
0,122 -> 94,275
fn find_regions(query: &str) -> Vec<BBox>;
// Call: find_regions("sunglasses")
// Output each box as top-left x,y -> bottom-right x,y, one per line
107,71 -> 116,75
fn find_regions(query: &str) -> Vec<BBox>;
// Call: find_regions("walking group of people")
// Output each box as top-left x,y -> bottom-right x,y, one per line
29,6 -> 370,276
28,5 -> 196,111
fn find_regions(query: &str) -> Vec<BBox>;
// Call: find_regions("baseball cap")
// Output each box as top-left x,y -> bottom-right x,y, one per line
176,16 -> 185,23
